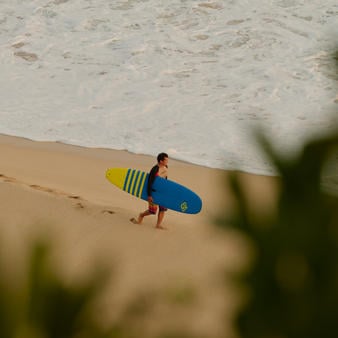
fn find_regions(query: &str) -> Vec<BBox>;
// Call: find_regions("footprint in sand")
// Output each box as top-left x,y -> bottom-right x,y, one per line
30,184 -> 54,193
68,195 -> 81,200
1,173 -> 90,212
0,174 -> 17,183
102,209 -> 115,215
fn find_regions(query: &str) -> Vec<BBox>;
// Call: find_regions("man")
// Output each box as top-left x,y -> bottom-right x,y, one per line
130,153 -> 169,229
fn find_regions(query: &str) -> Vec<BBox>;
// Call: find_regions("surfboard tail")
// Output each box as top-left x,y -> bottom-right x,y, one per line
106,168 -> 148,199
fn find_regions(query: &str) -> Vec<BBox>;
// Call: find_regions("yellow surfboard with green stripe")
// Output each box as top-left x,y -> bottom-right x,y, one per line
106,168 -> 148,199
105,167 -> 202,214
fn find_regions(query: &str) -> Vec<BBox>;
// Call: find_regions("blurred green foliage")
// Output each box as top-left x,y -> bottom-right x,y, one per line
218,131 -> 338,338
0,237 -> 200,338
217,45 -> 338,338
0,239 -> 116,338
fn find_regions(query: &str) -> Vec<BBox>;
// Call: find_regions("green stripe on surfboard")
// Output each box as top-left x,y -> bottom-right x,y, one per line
107,168 -> 147,198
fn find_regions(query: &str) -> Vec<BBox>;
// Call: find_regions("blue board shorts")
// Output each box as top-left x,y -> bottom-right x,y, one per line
149,200 -> 167,214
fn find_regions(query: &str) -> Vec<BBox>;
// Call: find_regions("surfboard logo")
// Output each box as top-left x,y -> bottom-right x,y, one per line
180,201 -> 188,212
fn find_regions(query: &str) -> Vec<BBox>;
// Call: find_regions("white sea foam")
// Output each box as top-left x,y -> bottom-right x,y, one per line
0,0 -> 337,174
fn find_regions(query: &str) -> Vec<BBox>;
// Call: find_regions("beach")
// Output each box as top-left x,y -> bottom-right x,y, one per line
1,0 -> 337,335
0,134 -> 279,337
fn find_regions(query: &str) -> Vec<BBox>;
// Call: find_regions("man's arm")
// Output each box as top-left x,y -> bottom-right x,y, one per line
147,165 -> 159,197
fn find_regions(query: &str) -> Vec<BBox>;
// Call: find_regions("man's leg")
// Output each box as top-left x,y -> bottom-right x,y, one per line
138,210 -> 151,223
130,210 -> 151,224
155,211 -> 166,229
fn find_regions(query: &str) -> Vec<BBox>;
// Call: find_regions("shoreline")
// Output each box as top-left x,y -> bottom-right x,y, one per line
0,132 -> 278,177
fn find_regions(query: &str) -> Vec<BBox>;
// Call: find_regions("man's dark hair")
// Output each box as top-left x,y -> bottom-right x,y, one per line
157,152 -> 168,163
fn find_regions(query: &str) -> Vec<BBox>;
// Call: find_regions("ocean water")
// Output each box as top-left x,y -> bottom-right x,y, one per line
0,0 -> 337,175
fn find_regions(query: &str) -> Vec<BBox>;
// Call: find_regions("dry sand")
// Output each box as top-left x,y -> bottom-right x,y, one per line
0,134 -> 278,337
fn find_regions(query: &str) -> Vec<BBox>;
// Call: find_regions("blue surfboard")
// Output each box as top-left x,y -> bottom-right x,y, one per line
106,168 -> 202,214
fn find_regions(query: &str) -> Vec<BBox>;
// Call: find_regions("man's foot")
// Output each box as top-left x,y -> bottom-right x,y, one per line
130,217 -> 140,224
130,214 -> 144,224
155,225 -> 167,230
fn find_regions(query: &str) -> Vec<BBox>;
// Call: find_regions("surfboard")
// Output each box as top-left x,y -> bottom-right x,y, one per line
105,168 -> 202,214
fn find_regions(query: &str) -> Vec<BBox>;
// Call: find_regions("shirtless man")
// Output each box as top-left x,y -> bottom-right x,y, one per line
130,153 -> 168,229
